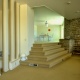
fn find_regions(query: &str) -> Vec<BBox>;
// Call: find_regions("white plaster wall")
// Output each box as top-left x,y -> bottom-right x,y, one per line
20,5 -> 28,55
27,5 -> 34,55
37,25 -> 61,42
20,4 -> 34,56
34,24 -> 37,41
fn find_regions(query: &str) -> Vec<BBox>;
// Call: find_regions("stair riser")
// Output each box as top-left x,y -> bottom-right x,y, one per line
49,54 -> 72,68
28,63 -> 49,68
45,48 -> 64,55
21,54 -> 71,68
61,54 -> 72,60
21,42 -> 71,68
31,48 -> 43,51
28,51 -> 68,61
31,45 -> 61,51
21,62 -> 49,68
28,58 -> 47,61
31,48 -> 44,52
44,45 -> 61,51
33,44 -> 42,47
30,52 -> 44,56
33,43 -> 58,47
30,48 -> 64,56
42,44 -> 58,47
49,58 -> 62,68
30,53 -> 44,56
21,54 -> 72,68
47,51 -> 67,61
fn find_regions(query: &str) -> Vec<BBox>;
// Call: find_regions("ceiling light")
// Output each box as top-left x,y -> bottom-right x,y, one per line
45,21 -> 48,27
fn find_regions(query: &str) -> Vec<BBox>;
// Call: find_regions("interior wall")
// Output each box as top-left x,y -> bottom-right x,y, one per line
0,11 -> 2,51
27,5 -> 34,55
37,25 -> 61,42
20,4 -> 34,56
20,4 -> 27,55
34,24 -> 37,41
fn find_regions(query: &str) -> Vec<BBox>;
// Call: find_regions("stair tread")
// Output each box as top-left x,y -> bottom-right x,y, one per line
30,47 -> 64,52
21,43 -> 72,68
32,45 -> 61,48
27,53 -> 71,65
46,50 -> 68,58
28,50 -> 68,58
28,55 -> 46,58
33,42 -> 58,45
28,50 -> 69,61
33,43 -> 59,47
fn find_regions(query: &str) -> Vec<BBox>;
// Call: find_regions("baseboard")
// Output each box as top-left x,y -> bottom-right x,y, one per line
9,59 -> 20,70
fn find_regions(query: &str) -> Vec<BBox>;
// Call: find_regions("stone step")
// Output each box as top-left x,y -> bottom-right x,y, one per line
20,42 -> 71,68
45,48 -> 65,55
46,50 -> 68,61
31,45 -> 61,51
30,51 -> 45,56
21,53 -> 72,68
28,50 -> 68,61
33,43 -> 58,47
28,55 -> 46,61
30,48 -> 64,56
49,53 -> 72,68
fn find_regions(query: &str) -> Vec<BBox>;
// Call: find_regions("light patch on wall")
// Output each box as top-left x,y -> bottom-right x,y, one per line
48,17 -> 64,25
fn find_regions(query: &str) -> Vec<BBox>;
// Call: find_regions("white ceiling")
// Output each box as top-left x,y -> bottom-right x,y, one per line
25,0 -> 80,19
0,0 -> 80,25
20,0 -> 80,26
26,0 -> 80,25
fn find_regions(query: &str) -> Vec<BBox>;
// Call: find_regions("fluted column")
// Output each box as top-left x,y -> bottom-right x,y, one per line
2,0 -> 9,72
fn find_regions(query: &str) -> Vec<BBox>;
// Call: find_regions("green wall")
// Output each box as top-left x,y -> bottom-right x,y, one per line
37,25 -> 61,42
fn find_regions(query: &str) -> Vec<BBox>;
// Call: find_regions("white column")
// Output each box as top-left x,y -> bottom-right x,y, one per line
15,2 -> 20,59
2,0 -> 9,72
9,0 -> 15,61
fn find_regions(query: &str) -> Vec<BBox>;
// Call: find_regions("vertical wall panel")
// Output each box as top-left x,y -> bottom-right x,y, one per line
15,2 -> 20,59
2,0 -> 9,72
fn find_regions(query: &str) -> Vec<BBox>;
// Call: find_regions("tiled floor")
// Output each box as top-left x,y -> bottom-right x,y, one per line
0,55 -> 80,80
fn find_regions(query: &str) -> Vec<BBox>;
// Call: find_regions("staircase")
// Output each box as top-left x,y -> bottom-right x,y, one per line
21,43 -> 72,68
